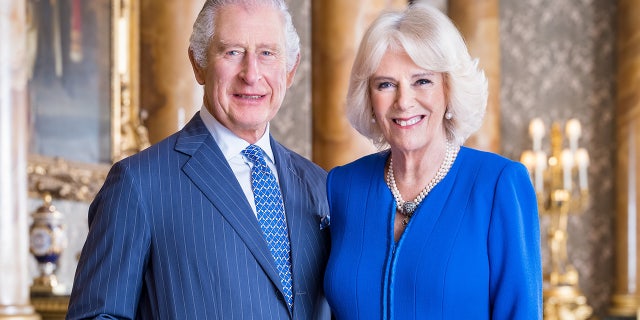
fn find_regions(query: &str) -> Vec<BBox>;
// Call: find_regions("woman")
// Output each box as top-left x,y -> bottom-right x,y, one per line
324,3 -> 542,319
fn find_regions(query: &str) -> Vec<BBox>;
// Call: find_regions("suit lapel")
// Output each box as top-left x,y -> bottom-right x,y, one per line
175,113 -> 284,297
271,139 -> 312,296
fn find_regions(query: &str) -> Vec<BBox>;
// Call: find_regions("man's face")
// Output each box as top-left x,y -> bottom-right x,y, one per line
191,4 -> 298,143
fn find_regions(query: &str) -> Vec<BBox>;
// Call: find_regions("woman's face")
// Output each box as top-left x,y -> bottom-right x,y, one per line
369,49 -> 448,153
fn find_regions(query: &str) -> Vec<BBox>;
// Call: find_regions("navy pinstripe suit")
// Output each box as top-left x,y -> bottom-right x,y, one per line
66,113 -> 331,319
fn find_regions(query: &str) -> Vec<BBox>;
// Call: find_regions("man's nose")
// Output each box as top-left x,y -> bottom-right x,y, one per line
240,53 -> 262,84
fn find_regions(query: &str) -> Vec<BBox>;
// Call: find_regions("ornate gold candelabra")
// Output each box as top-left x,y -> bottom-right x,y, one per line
520,118 -> 593,320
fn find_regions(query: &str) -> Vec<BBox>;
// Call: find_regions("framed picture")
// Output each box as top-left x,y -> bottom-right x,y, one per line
27,0 -> 148,203
29,0 -> 112,165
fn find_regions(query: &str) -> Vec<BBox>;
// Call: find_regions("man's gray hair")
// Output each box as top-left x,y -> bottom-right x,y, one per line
189,0 -> 300,72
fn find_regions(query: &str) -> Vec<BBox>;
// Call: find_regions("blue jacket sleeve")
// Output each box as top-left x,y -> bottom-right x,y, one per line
66,161 -> 150,320
488,162 -> 543,320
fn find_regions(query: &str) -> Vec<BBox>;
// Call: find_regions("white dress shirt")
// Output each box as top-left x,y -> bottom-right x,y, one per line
199,106 -> 282,218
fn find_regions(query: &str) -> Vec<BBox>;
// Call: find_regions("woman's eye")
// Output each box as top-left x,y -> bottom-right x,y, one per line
377,82 -> 394,90
415,79 -> 432,86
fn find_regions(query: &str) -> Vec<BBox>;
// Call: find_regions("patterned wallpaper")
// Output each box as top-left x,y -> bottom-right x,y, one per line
500,0 -> 617,317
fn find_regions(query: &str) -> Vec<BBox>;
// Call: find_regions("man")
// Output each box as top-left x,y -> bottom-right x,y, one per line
66,0 -> 330,318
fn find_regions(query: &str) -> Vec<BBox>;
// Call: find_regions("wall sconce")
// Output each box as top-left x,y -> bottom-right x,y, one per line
520,118 -> 593,320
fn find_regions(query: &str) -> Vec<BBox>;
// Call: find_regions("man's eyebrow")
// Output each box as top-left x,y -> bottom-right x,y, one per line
215,39 -> 240,49
213,40 -> 283,53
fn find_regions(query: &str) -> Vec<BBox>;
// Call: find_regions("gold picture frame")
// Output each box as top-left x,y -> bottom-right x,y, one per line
27,0 -> 148,203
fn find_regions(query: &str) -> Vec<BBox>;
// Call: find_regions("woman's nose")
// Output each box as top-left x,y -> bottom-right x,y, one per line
395,84 -> 415,110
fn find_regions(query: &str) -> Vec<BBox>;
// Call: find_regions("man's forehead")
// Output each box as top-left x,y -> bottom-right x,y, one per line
211,5 -> 286,45
214,38 -> 284,49
213,3 -> 285,27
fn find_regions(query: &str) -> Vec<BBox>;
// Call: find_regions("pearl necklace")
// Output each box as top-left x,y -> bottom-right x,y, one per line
386,142 -> 459,226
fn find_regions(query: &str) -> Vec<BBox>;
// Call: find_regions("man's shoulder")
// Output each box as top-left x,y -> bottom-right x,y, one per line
113,132 -> 182,170
289,151 -> 324,171
272,140 -> 327,176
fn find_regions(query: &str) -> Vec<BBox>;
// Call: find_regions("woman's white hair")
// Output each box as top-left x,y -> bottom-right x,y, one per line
346,2 -> 488,148
188,0 -> 300,72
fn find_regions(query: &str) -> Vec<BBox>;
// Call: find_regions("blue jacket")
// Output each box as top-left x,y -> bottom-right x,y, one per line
324,147 -> 542,319
67,113 -> 331,319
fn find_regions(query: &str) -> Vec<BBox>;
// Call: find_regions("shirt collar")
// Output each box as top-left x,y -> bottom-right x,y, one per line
199,106 -> 275,164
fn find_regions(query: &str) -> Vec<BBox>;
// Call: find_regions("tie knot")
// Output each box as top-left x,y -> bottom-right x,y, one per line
242,145 -> 267,167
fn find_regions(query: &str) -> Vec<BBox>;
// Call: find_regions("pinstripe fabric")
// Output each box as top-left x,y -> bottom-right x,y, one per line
66,112 -> 331,320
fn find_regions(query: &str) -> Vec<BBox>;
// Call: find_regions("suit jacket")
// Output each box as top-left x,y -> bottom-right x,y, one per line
67,113 -> 331,319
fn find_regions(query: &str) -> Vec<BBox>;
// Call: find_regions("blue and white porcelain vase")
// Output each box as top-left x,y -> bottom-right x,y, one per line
29,193 -> 67,295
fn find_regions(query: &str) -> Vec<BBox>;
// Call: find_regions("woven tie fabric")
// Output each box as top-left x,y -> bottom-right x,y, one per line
242,145 -> 293,308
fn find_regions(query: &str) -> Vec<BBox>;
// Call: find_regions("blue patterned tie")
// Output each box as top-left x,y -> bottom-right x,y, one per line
242,145 -> 293,308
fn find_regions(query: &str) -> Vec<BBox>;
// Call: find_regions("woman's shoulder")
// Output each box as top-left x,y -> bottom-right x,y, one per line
329,150 -> 389,175
458,146 -> 529,179
459,146 -> 521,167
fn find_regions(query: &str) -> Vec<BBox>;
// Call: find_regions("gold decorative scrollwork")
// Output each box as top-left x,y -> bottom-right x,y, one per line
112,0 -> 149,163
27,154 -> 109,203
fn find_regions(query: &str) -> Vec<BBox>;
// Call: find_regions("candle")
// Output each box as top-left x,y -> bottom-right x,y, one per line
118,17 -> 129,75
535,151 -> 547,193
529,118 -> 545,152
565,119 -> 581,154
575,148 -> 589,190
561,149 -> 574,191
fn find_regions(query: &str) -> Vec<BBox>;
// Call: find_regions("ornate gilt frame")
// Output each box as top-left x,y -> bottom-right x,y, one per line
27,0 -> 149,203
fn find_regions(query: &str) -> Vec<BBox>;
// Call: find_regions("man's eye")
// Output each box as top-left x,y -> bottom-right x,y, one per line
261,51 -> 274,56
226,50 -> 242,56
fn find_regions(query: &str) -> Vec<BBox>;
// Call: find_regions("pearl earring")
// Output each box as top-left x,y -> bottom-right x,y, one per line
445,111 -> 453,120
371,113 -> 376,123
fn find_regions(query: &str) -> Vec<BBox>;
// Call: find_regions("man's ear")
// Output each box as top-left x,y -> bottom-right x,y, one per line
286,53 -> 300,88
189,49 -> 206,85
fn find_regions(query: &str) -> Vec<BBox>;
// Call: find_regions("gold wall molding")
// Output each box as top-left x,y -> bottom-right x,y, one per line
612,1 -> 640,313
113,0 -> 150,162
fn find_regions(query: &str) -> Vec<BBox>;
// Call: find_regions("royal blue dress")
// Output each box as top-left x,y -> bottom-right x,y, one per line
324,147 -> 542,319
